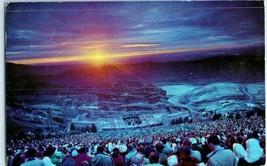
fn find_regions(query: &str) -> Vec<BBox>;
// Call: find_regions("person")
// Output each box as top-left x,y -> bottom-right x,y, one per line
118,141 -> 128,156
42,148 -> 56,166
177,146 -> 201,166
144,137 -> 156,159
61,149 -> 76,166
21,147 -> 45,166
155,142 -> 168,166
61,155 -> 76,166
182,139 -> 202,162
91,146 -> 115,166
167,152 -> 179,166
237,138 -> 265,166
12,149 -> 26,166
125,144 -> 137,166
42,146 -> 59,166
111,147 -> 124,166
145,152 -> 163,166
162,138 -> 173,157
232,137 -> 247,158
7,148 -> 14,166
48,146 -> 62,166
206,135 -> 237,166
225,134 -> 236,150
74,147 -> 92,166
131,147 -> 150,166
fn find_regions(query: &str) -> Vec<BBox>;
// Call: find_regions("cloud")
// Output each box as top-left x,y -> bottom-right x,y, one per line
121,44 -> 160,48
5,1 -> 264,65
207,36 -> 232,40
5,51 -> 25,55
8,44 -> 239,65
131,24 -> 144,29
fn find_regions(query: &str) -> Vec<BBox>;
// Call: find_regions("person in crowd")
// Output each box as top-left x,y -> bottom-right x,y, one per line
5,115 -> 265,166
61,153 -> 76,166
7,148 -> 14,166
162,138 -> 173,157
167,151 -> 179,166
131,147 -> 150,166
225,134 -> 237,150
111,148 -> 124,166
144,137 -> 156,159
74,147 -> 92,166
125,143 -> 137,166
107,141 -> 114,154
21,147 -> 45,166
61,148 -> 78,166
155,142 -> 168,166
233,137 -> 247,158
206,135 -> 237,166
45,145 -> 62,166
177,146 -> 202,166
182,139 -> 202,162
91,146 -> 115,166
238,138 -> 265,166
145,152 -> 163,166
42,153 -> 55,166
12,149 -> 26,166
118,141 -> 128,157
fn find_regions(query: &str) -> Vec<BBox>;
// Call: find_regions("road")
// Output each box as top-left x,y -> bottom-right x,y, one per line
238,84 -> 254,102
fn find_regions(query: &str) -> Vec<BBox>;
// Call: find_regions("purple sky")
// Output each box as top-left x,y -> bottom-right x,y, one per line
5,1 -> 264,66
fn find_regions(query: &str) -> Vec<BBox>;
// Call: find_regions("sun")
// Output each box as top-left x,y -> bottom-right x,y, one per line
89,50 -> 109,66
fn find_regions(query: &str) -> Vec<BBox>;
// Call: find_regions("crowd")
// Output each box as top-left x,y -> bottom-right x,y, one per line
6,114 -> 265,166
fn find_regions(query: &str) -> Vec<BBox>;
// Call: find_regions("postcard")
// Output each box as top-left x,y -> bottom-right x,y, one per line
4,1 -> 265,166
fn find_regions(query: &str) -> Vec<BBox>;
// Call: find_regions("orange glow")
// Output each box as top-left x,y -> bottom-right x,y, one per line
8,45 -> 236,65
88,50 -> 111,66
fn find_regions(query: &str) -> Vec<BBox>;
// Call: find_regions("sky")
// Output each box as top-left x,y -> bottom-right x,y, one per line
5,1 -> 264,66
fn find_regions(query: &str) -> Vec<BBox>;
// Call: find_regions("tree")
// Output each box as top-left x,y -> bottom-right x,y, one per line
91,124 -> 97,133
253,107 -> 265,117
178,117 -> 183,124
212,113 -> 222,121
34,128 -> 43,140
170,119 -> 175,125
235,113 -> 241,119
246,111 -> 254,118
17,130 -> 26,140
70,123 -> 75,131
228,113 -> 234,119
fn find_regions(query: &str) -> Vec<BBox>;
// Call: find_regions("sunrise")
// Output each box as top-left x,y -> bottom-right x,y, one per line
5,2 -> 264,66
5,2 -> 265,166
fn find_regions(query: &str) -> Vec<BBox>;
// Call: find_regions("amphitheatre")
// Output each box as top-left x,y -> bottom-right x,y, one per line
6,54 -> 265,138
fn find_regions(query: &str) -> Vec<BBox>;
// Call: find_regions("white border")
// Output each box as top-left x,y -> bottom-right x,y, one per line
1,1 -> 5,166
1,1 -> 266,165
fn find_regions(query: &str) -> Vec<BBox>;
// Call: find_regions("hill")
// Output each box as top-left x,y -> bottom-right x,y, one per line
5,53 -> 265,138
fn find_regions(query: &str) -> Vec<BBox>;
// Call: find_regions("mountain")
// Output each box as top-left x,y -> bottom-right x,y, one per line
6,53 -> 265,89
5,53 -> 265,138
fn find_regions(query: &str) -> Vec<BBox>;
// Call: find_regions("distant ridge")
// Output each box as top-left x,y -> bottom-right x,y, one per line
7,51 -> 264,73
6,53 -> 264,89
